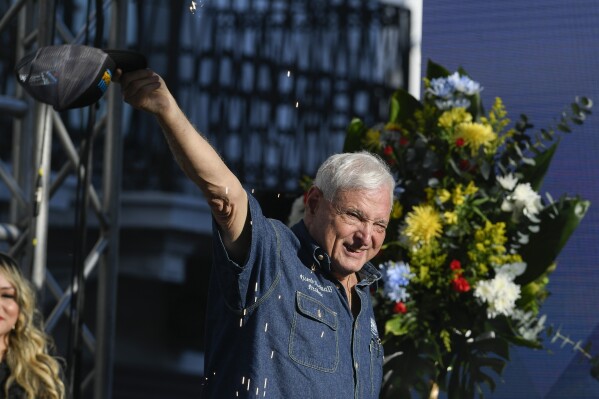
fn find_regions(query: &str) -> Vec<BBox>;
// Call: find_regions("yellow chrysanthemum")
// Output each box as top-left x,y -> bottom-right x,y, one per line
404,205 -> 442,244
438,107 -> 472,129
455,122 -> 497,156
364,128 -> 382,150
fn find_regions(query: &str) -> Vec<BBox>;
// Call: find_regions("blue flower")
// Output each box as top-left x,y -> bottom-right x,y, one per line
427,77 -> 454,98
427,73 -> 482,104
380,261 -> 413,302
446,72 -> 482,95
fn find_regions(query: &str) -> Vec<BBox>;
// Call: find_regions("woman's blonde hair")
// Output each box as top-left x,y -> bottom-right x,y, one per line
0,253 -> 64,399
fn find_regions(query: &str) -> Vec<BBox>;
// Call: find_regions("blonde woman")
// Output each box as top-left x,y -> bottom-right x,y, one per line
0,253 -> 64,399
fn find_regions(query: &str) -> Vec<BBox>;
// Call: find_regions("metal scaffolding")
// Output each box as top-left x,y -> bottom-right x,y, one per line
0,0 -> 126,397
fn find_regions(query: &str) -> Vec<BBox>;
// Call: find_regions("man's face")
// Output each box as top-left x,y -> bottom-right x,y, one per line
305,186 -> 391,280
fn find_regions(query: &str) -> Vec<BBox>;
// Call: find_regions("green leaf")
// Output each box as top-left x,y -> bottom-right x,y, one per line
427,59 -> 451,80
577,95 -> 593,110
385,315 -> 411,336
557,122 -> 572,133
343,118 -> 367,152
389,89 -> 422,124
472,337 -> 510,360
513,336 -> 543,349
473,369 -> 497,392
473,356 -> 507,376
468,91 -> 485,120
591,355 -> 599,381
516,198 -> 590,285
518,141 -> 559,192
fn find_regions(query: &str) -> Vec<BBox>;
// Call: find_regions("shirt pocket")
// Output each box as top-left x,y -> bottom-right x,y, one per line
289,291 -> 339,372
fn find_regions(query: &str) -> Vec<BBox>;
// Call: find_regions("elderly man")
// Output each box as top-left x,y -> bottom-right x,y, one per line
117,68 -> 394,398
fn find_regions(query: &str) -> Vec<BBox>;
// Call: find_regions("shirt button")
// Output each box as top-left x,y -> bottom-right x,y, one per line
317,254 -> 324,261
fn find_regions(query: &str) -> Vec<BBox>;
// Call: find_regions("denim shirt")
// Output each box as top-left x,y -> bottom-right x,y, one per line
202,193 -> 383,398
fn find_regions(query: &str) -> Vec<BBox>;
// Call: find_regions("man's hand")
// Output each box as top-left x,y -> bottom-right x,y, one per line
113,68 -> 173,116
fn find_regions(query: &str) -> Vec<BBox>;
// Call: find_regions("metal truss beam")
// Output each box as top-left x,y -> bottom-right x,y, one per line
0,0 -> 126,398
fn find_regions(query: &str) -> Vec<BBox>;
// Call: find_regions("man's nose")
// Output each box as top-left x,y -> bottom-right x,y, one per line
355,221 -> 373,243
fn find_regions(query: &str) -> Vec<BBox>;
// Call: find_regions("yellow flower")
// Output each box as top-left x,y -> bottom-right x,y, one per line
364,128 -> 382,150
391,200 -> 403,219
484,97 -> 510,134
455,122 -> 497,156
452,185 -> 465,206
437,189 -> 451,203
384,122 -> 403,132
404,205 -> 442,244
464,181 -> 478,196
467,221 -> 518,275
443,211 -> 458,224
425,187 -> 435,202
438,107 -> 472,129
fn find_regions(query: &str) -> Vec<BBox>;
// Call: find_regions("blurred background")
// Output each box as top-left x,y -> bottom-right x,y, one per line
0,0 -> 598,398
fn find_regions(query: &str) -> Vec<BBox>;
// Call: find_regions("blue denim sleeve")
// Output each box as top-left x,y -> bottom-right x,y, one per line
211,191 -> 282,313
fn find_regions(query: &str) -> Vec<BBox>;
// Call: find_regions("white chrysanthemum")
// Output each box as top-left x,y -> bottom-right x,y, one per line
497,174 -> 519,191
502,182 -> 543,222
512,183 -> 543,217
474,274 -> 521,319
500,198 -> 514,212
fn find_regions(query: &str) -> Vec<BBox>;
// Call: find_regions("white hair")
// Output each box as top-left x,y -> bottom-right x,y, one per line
313,151 -> 395,204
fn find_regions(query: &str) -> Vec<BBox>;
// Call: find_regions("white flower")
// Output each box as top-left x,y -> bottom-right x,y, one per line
497,174 -> 519,191
512,183 -> 543,217
501,182 -> 543,222
474,274 -> 521,318
447,72 -> 483,95
287,195 -> 305,227
500,198 -> 514,212
495,262 -> 526,279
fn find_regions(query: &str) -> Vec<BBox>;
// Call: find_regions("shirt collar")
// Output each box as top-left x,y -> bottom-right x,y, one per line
291,220 -> 381,286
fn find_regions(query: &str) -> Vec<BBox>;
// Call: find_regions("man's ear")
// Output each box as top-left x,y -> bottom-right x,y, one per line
305,186 -> 322,216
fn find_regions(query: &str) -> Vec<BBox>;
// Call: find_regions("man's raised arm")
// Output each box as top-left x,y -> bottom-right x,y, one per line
116,68 -> 250,263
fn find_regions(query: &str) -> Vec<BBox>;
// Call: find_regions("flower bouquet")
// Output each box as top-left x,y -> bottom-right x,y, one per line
341,60 -> 596,398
